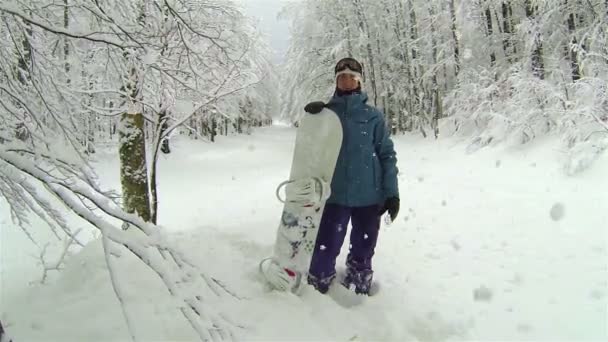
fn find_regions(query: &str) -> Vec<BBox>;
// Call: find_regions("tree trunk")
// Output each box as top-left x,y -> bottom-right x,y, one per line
394,0 -> 415,131
86,114 -> 95,154
484,4 -> 497,68
409,3 -> 422,79
354,0 -> 379,106
0,320 -> 9,342
63,0 -> 70,81
449,0 -> 460,77
14,16 -> 33,142
210,118 -> 217,142
338,0 -> 354,54
407,1 -> 424,131
428,3 -> 442,138
119,111 -> 151,223
149,109 -> 170,225
119,47 -> 151,224
566,2 -> 581,81
159,110 -> 170,154
501,1 -> 514,64
16,21 -> 32,85
525,0 -> 545,79
109,100 -> 116,139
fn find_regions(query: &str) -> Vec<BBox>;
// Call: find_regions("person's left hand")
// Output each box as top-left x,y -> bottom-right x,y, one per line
379,197 -> 400,221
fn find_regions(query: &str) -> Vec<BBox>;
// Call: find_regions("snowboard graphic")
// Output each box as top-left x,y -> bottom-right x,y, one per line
259,108 -> 342,292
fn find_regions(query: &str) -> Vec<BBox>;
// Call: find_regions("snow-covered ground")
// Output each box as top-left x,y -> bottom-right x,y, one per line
2,126 -> 607,341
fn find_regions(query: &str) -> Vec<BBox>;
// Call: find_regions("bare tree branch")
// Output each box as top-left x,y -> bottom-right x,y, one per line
0,5 -> 134,49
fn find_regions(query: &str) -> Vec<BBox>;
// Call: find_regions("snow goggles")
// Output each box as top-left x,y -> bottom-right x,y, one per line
334,58 -> 363,74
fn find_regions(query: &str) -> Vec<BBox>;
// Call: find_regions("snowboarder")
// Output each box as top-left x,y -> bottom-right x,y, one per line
303,57 -> 400,295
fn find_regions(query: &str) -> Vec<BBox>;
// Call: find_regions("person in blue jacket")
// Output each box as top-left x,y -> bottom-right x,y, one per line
303,57 -> 400,295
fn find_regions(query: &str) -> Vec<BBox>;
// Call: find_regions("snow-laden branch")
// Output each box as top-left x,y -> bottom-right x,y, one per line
36,233 -> 79,284
162,40 -> 259,139
589,112 -> 608,131
100,230 -> 139,342
162,79 -> 261,140
0,0 -> 272,340
0,148 -> 238,341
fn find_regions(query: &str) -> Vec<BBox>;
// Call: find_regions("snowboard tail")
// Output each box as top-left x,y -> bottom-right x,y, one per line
260,109 -> 342,292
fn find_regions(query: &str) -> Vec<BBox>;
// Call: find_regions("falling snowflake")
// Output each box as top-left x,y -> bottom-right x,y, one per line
364,234 -> 368,240
450,239 -> 461,251
517,324 -> 533,333
320,245 -> 327,251
473,286 -> 493,302
550,203 -> 565,221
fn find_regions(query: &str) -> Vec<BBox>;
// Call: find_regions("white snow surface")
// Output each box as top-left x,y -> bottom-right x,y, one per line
1,126 -> 607,341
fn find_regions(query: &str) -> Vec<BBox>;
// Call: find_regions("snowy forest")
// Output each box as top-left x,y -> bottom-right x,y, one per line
281,0 -> 608,172
1,0 -> 607,341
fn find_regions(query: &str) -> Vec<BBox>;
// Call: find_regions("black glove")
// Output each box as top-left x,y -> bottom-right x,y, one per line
304,101 -> 326,114
379,197 -> 400,221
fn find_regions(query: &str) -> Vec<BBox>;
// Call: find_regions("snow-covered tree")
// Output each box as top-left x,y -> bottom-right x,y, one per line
0,0 -> 275,338
281,0 -> 608,171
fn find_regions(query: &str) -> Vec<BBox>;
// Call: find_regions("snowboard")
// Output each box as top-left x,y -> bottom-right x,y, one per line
259,108 -> 342,293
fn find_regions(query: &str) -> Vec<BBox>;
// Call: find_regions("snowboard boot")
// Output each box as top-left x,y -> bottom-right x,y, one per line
307,272 -> 335,294
341,266 -> 373,295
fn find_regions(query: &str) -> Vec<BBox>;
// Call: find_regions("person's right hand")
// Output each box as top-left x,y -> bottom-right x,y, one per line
304,101 -> 325,114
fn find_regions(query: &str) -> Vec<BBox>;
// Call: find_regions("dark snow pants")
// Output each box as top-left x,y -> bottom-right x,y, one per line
307,203 -> 381,294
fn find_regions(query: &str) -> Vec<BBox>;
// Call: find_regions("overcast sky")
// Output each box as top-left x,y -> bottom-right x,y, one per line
239,0 -> 292,64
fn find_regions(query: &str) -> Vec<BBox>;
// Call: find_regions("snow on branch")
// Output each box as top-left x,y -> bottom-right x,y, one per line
589,112 -> 608,132
0,0 -> 271,337
0,148 -> 239,341
35,232 -> 80,284
0,4 -> 134,49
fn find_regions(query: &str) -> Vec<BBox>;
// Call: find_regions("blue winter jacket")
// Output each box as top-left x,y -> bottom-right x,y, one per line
325,92 -> 399,207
